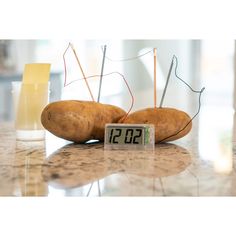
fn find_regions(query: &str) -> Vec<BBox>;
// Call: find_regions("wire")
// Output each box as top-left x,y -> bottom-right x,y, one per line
101,47 -> 153,62
63,43 -> 95,101
63,71 -> 134,120
158,55 -> 205,143
173,55 -> 203,93
62,43 -> 71,87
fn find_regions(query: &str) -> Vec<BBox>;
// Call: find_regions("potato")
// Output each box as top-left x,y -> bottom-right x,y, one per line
41,100 -> 126,143
120,107 -> 192,143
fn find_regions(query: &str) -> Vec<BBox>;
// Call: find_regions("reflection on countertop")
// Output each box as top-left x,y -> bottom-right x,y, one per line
0,106 -> 236,196
42,143 -> 191,195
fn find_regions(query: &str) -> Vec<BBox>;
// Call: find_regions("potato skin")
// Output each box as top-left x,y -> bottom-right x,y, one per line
41,100 -> 126,143
120,107 -> 192,143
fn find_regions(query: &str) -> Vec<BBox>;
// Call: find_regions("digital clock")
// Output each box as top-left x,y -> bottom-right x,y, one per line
104,124 -> 155,150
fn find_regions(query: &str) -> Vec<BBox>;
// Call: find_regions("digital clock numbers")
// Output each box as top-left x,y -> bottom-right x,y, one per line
104,124 -> 155,150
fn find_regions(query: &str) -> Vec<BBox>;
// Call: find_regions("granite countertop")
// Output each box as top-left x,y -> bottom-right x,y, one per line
0,116 -> 236,196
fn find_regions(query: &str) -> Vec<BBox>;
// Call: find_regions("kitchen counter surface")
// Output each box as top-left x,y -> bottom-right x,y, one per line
1,104 -> 236,196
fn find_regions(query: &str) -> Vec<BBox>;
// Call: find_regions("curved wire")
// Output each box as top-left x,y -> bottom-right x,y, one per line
158,55 -> 205,143
63,71 -> 134,119
101,47 -> 153,62
173,55 -> 203,93
158,86 -> 205,143
62,43 -> 71,87
63,43 -> 95,101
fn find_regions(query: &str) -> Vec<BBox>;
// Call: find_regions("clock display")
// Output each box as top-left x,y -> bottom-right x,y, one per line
104,124 -> 155,150
108,127 -> 144,145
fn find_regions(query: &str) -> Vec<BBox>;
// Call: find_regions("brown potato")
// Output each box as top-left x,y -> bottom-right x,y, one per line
41,100 -> 126,143
120,107 -> 192,143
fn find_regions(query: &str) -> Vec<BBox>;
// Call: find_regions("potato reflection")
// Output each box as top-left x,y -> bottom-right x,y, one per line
42,143 -> 109,189
106,144 -> 192,178
42,143 -> 191,190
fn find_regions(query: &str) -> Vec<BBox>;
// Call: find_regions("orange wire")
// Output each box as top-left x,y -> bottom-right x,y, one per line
154,48 -> 157,108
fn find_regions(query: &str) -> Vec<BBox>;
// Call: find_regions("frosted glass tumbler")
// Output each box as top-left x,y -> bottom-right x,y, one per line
12,81 -> 50,141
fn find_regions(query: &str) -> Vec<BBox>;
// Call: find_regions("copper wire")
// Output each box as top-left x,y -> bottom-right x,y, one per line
63,43 -> 95,101
153,48 -> 157,108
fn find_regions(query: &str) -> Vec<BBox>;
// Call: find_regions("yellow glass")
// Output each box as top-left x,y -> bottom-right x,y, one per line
12,82 -> 49,141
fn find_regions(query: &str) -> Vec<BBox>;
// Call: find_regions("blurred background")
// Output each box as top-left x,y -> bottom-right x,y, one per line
0,39 -> 234,121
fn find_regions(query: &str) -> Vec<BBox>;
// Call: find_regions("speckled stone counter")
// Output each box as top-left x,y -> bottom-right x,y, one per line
1,113 -> 236,196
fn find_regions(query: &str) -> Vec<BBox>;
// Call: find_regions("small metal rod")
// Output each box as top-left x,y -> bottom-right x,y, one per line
86,182 -> 94,197
97,180 -> 101,196
159,177 -> 166,196
152,178 -> 155,196
159,56 -> 174,108
97,45 -> 107,102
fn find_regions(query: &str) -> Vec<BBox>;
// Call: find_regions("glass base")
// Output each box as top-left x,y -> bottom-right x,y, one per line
16,130 -> 45,141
